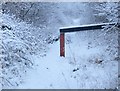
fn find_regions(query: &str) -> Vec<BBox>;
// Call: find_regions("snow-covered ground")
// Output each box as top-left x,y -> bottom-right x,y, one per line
1,2 -> 118,88
17,32 -> 118,89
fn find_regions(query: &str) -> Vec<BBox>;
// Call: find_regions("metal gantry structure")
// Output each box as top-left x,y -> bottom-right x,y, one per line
59,22 -> 118,57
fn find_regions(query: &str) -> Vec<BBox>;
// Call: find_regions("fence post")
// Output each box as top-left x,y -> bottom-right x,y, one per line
60,33 -> 65,57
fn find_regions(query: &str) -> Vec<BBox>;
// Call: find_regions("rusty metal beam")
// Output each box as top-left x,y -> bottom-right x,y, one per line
60,33 -> 65,57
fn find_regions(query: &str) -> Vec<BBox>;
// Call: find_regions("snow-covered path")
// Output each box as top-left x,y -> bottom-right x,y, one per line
17,34 -> 118,89
18,41 -> 78,89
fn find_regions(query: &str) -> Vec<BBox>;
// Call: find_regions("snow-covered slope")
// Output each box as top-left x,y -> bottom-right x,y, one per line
18,32 -> 118,88
1,14 -> 48,88
18,26 -> 118,89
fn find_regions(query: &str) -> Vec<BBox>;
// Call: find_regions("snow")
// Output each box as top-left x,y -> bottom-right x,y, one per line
1,2 -> 119,89
1,14 -> 48,88
1,14 -> 118,88
59,22 -> 116,30
17,33 -> 118,89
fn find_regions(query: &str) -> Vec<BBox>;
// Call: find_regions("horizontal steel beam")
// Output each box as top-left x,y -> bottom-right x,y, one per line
60,22 -> 117,33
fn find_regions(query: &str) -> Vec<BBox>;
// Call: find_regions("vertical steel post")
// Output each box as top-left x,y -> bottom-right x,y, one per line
60,33 -> 65,57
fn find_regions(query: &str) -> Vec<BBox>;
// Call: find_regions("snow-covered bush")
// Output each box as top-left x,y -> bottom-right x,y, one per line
0,14 -> 48,88
89,2 -> 118,23
1,28 -> 33,87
